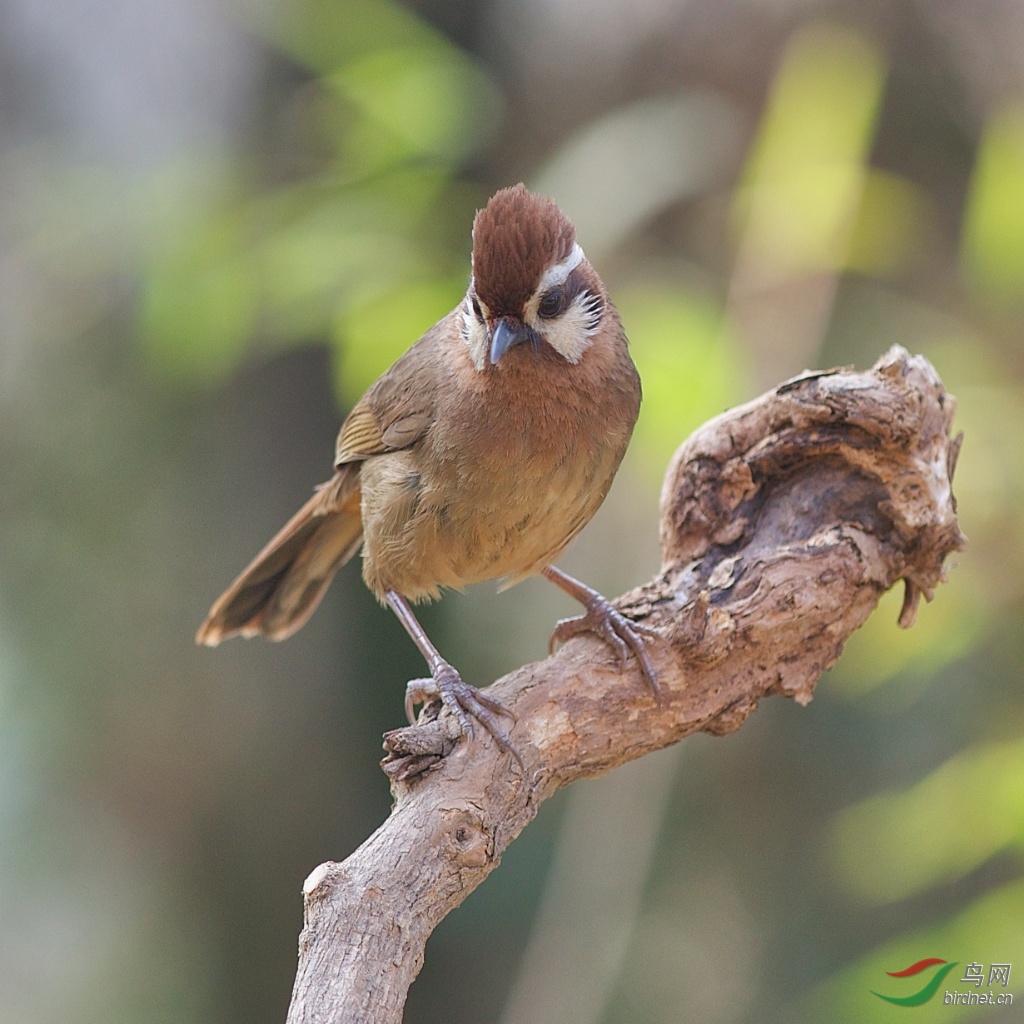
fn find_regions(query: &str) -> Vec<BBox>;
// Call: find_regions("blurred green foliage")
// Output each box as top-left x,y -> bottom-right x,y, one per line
618,286 -> 748,471
139,0 -> 498,398
798,877 -> 1024,1023
734,25 -> 885,276
963,102 -> 1024,308
834,737 -> 1024,904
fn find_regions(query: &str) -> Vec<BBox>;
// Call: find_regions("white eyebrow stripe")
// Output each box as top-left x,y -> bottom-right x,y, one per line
537,242 -> 585,293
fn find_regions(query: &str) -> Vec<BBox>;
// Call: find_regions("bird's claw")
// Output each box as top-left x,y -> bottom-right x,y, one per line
405,663 -> 522,768
549,597 -> 661,698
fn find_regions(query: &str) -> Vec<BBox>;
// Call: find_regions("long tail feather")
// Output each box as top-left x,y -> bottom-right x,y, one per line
196,471 -> 362,645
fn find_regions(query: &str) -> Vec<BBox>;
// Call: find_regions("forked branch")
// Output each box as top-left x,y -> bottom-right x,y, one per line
285,346 -> 965,1024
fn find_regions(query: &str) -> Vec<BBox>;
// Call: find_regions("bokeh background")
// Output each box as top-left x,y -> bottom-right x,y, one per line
1,0 -> 1022,1021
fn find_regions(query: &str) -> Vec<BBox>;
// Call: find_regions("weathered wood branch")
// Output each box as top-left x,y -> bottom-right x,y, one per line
285,346 -> 964,1024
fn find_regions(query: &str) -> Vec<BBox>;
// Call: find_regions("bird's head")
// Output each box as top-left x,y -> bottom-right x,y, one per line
463,184 -> 607,371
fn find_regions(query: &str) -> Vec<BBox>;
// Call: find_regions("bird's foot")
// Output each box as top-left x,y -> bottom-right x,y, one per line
549,594 -> 661,698
405,663 -> 522,768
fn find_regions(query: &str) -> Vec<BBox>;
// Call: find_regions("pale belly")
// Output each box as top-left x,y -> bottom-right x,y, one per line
358,432 -> 624,601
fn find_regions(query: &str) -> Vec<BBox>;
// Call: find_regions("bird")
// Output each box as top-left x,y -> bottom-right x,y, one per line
196,183 -> 656,760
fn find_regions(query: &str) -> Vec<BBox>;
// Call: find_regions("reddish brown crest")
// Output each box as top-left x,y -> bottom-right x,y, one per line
471,184 -> 576,317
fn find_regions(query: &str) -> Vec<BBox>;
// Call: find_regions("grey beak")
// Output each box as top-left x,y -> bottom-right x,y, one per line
489,317 -> 534,364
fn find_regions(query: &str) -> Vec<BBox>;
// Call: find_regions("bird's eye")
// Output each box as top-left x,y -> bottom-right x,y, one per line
537,289 -> 567,319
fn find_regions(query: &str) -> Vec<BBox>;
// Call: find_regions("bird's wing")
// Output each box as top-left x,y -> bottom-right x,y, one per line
334,316 -> 449,466
334,402 -> 390,464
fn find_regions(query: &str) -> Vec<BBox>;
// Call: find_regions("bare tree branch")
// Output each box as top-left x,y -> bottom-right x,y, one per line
285,346 -> 965,1024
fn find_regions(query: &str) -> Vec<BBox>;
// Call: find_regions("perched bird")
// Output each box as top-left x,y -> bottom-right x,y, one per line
197,184 -> 656,758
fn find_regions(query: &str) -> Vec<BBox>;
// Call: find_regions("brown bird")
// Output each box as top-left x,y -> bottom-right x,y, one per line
197,184 -> 656,758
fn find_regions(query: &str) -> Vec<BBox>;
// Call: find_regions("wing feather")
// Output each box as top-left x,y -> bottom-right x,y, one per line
334,313 -> 453,466
335,403 -> 387,464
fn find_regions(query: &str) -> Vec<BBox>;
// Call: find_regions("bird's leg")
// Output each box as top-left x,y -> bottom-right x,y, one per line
384,591 -> 521,764
541,564 -> 660,697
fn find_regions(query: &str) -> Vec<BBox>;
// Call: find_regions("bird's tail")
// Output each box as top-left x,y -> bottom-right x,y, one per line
196,470 -> 363,645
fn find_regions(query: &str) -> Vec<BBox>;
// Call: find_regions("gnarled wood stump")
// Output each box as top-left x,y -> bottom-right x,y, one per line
285,346 -> 964,1024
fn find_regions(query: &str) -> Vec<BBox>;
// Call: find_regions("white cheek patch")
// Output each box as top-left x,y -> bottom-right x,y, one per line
533,290 -> 602,364
461,298 -> 490,371
461,312 -> 490,372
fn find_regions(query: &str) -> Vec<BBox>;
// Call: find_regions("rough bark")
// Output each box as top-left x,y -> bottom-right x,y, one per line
285,346 -> 965,1024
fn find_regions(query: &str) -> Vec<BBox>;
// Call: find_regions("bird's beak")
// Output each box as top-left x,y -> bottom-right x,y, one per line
489,317 -> 534,364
